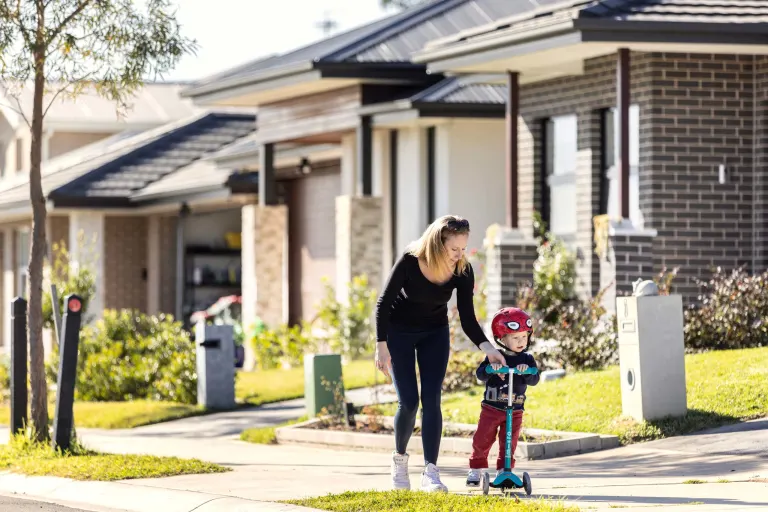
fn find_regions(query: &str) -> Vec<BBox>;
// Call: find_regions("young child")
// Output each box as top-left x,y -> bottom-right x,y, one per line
466,307 -> 540,487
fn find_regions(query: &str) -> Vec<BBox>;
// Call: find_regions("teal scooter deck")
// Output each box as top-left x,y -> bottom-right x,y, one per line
481,365 -> 538,497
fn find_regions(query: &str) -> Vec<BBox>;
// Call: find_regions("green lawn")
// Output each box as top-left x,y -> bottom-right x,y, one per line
240,415 -> 309,444
0,435 -> 228,481
0,358 -> 380,429
236,358 -> 381,406
286,491 -> 578,512
380,346 -> 768,444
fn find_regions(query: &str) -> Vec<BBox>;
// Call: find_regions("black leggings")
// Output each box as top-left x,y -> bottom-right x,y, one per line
387,324 -> 450,465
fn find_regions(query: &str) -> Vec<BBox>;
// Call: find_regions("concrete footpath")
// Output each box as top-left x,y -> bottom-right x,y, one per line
1,398 -> 766,511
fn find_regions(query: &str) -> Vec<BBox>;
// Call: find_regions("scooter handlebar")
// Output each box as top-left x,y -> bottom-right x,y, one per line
485,365 -> 539,376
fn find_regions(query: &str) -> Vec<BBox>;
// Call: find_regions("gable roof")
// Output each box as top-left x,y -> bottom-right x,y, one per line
416,0 -> 768,67
47,112 -> 255,207
0,111 -> 255,211
182,0 -> 561,99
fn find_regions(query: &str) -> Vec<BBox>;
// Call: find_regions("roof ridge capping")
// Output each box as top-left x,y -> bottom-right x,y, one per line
416,0 -> 595,53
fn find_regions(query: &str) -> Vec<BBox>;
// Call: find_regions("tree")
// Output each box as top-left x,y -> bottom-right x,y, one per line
0,0 -> 196,442
380,0 -> 424,11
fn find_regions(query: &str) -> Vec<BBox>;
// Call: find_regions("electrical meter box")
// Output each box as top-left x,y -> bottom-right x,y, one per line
616,295 -> 687,422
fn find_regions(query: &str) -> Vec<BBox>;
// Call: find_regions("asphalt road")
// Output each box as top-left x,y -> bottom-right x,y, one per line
0,496 -> 98,512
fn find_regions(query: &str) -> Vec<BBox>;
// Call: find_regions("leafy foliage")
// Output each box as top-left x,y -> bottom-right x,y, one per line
313,275 -> 378,360
249,322 -> 316,371
47,310 -> 197,404
42,236 -> 97,330
684,267 -> 768,352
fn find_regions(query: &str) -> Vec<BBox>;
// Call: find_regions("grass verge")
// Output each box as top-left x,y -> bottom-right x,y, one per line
240,415 -> 309,444
378,346 -> 768,444
285,491 -> 578,512
0,400 -> 204,430
236,358 -> 380,406
0,434 -> 228,481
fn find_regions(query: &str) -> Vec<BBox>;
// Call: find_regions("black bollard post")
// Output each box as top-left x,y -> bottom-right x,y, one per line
52,294 -> 83,452
10,297 -> 28,435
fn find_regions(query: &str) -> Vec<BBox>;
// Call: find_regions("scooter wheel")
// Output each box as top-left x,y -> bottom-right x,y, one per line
482,472 -> 490,495
523,472 -> 532,496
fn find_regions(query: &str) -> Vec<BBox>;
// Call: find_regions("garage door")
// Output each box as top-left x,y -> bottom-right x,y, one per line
287,163 -> 341,324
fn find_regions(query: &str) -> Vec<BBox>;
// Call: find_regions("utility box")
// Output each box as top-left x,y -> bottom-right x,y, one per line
617,295 -> 687,422
304,354 -> 344,417
195,322 -> 236,410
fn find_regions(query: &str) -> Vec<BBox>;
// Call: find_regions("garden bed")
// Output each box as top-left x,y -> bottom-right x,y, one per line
275,414 -> 619,460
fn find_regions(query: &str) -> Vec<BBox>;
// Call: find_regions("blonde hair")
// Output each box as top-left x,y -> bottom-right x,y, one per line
407,215 -> 470,278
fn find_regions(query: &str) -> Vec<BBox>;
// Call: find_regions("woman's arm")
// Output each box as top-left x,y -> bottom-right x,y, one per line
456,263 -> 490,348
375,254 -> 408,342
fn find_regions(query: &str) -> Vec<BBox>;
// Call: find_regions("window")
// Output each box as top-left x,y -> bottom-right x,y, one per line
16,228 -> 29,298
602,105 -> 642,228
544,114 -> 578,236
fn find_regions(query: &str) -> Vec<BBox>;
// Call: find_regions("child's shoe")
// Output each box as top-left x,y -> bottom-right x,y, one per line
391,451 -> 410,490
421,463 -> 448,492
466,468 -> 481,487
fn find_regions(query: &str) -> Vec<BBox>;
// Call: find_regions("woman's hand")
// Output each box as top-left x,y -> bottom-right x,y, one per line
479,341 -> 507,366
375,341 -> 391,378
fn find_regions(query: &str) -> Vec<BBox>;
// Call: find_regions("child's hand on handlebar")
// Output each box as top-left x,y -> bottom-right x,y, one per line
516,364 -> 529,373
491,362 -> 507,380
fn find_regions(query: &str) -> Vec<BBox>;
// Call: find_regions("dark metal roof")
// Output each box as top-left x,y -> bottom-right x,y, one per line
581,0 -> 768,23
421,0 -> 768,54
411,76 -> 505,104
48,113 -> 256,207
184,0 -> 559,97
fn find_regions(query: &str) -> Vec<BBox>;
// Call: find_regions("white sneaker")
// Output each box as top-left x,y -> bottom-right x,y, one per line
421,463 -> 448,492
466,468 -> 481,487
391,451 -> 410,490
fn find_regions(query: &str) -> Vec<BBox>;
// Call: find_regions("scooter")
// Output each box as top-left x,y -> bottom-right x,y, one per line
481,365 -> 539,496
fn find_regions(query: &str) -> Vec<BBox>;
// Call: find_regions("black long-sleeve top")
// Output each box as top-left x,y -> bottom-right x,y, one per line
476,351 -> 540,411
375,252 -> 489,347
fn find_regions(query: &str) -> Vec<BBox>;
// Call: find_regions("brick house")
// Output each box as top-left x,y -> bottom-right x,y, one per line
180,1 -> 534,360
413,0 -> 768,312
0,82 -> 196,352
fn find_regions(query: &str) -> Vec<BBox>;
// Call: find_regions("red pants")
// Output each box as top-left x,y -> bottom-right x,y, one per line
469,404 -> 524,470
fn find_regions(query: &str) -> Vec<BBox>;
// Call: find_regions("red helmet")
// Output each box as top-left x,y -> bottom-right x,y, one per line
491,307 -> 533,342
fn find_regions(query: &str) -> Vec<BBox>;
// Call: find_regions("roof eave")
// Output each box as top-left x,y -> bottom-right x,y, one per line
181,61 -> 315,98
575,18 -> 768,46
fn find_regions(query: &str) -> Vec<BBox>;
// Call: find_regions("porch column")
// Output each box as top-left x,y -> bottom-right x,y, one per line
506,70 -> 520,228
336,118 -> 384,304
617,48 -> 631,219
146,216 -> 161,315
1,229 -> 13,351
259,143 -> 277,206
69,212 -> 105,322
484,71 -> 537,319
241,200 -> 288,370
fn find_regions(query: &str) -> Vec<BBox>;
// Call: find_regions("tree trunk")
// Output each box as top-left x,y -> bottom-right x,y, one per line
28,6 -> 49,442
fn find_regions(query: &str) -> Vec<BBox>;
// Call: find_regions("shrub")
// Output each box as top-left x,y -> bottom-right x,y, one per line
46,310 -> 197,404
684,267 -> 768,352
250,322 -> 315,370
519,284 -> 618,370
313,275 -> 377,360
0,356 -> 9,402
531,236 -> 578,312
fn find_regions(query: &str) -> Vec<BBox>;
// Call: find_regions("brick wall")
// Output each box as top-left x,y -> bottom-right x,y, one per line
646,53 -> 758,298
335,195 -> 383,303
518,51 -> 763,303
242,205 -> 287,328
519,52 -> 655,297
104,216 -> 148,312
159,216 -> 178,315
485,233 -> 538,318
599,233 -> 655,313
757,56 -> 768,273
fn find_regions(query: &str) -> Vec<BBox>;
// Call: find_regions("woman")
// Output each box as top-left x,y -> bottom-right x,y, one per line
375,215 -> 506,492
